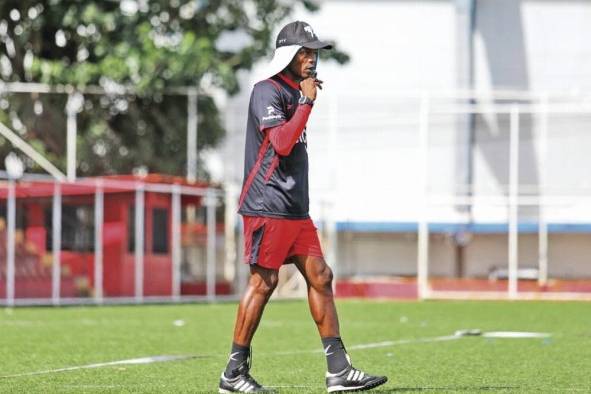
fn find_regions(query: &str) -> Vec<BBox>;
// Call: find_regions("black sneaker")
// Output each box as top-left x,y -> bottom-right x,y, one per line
325,365 -> 388,392
219,360 -> 271,393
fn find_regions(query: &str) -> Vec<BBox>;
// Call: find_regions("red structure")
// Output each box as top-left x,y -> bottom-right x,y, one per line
0,174 -> 230,300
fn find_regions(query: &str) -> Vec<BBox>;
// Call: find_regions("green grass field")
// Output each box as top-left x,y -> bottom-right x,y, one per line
1,300 -> 590,393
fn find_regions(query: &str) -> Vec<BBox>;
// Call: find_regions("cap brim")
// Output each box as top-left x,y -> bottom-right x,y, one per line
302,40 -> 332,50
254,45 -> 301,83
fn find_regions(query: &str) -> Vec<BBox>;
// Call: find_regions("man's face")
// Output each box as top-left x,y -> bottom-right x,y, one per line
287,47 -> 318,80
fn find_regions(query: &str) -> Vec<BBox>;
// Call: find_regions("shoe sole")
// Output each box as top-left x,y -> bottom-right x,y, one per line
327,376 -> 388,392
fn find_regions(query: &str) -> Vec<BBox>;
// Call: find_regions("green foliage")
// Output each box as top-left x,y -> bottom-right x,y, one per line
0,0 -> 349,177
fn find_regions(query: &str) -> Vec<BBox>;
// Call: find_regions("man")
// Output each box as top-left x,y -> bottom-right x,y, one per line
219,21 -> 388,393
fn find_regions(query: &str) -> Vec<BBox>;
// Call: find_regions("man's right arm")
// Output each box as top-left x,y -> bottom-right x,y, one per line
266,76 -> 317,156
268,103 -> 312,156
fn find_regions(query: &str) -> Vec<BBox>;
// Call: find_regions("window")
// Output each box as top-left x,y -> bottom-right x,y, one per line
128,206 -> 169,254
128,205 -> 136,253
152,208 -> 169,254
46,205 -> 94,252
0,202 -> 27,230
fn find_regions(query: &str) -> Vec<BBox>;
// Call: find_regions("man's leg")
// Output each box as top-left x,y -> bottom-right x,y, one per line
293,256 -> 349,372
294,255 -> 388,392
231,265 -> 279,347
293,255 -> 340,337
224,264 -> 278,379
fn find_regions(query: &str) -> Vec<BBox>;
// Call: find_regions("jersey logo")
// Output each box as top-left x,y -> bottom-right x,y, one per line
262,105 -> 282,122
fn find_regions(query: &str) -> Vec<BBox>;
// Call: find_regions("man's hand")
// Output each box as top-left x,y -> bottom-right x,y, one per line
300,77 -> 323,101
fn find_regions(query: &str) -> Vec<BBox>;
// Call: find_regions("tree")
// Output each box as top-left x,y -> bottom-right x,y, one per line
0,0 -> 349,178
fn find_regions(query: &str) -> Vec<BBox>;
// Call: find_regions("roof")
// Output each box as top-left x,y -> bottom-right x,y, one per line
0,173 -> 213,199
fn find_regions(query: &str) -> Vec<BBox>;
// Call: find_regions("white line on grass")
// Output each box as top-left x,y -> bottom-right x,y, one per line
2,330 -> 550,379
269,334 -> 461,356
1,355 -> 199,378
482,331 -> 551,338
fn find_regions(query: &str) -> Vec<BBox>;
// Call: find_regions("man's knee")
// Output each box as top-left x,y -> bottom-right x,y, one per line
312,261 -> 334,290
249,267 -> 279,296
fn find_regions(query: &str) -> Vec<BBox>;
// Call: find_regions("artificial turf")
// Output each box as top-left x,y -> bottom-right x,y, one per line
0,300 -> 589,393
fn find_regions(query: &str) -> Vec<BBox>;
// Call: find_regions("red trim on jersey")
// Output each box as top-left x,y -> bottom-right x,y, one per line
277,72 -> 300,90
239,133 -> 271,209
264,155 -> 280,182
266,78 -> 284,91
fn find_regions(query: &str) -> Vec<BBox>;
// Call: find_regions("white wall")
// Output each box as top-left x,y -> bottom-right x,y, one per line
221,0 -> 591,279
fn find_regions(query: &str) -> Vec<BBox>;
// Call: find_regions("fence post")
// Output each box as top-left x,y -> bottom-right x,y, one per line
538,93 -> 549,287
417,94 -> 431,299
206,188 -> 216,300
52,182 -> 62,305
65,91 -> 83,182
171,185 -> 182,300
134,184 -> 145,302
6,180 -> 16,306
187,89 -> 198,183
94,180 -> 104,303
508,105 -> 520,299
327,93 -> 339,292
224,184 -> 238,287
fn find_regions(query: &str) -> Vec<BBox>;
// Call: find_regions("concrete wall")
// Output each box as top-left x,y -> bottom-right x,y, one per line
335,232 -> 591,279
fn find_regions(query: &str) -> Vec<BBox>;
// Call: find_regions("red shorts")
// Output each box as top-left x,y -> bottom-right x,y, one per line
242,216 -> 324,270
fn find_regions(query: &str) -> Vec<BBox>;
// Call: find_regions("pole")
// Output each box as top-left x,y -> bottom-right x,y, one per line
454,0 -> 476,214
417,94 -> 430,299
0,122 -> 66,181
171,185 -> 182,300
508,105 -> 520,298
134,185 -> 145,302
65,92 -> 83,182
66,105 -> 77,181
538,93 -> 549,287
327,93 -> 339,291
6,180 -> 16,306
52,182 -> 62,305
223,183 -> 238,285
94,181 -> 104,303
237,217 -> 247,295
187,89 -> 198,183
206,189 -> 216,300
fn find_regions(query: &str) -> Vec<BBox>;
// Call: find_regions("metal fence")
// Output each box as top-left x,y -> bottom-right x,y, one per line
3,84 -> 591,304
0,177 -> 234,306
293,90 -> 591,301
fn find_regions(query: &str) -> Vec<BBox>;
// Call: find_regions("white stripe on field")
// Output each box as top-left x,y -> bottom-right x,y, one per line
482,331 -> 551,338
2,330 -> 550,378
1,355 -> 197,378
270,334 -> 461,356
347,334 -> 460,350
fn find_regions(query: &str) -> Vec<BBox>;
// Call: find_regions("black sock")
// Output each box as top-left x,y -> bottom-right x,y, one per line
224,342 -> 250,378
321,337 -> 350,374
